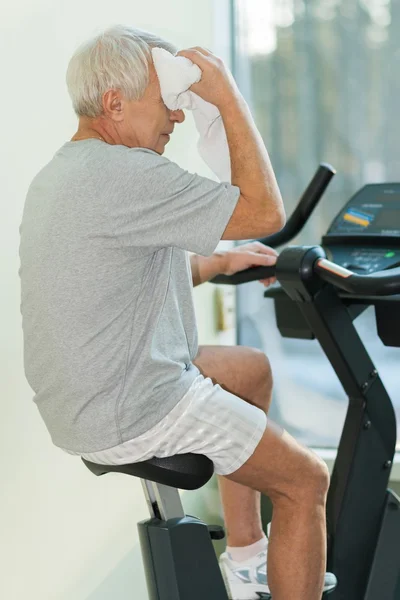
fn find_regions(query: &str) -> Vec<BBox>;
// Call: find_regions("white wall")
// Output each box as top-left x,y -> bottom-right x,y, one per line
0,2 -> 230,599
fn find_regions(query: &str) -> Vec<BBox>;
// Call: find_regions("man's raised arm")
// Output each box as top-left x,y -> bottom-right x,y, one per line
178,47 -> 285,241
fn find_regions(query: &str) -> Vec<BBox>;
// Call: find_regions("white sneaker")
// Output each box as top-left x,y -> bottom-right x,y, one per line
219,549 -> 271,600
219,548 -> 337,600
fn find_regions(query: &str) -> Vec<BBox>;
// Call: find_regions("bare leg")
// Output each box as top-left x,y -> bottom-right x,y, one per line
193,345 -> 272,547
193,345 -> 329,600
227,420 -> 329,600
217,479 -> 263,546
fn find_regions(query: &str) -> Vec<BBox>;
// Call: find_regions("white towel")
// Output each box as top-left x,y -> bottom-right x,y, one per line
152,47 -> 231,183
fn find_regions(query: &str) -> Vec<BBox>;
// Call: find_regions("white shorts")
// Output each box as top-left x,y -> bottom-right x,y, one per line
79,374 -> 267,476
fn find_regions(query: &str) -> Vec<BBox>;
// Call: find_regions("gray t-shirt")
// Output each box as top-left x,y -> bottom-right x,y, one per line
19,140 -> 240,452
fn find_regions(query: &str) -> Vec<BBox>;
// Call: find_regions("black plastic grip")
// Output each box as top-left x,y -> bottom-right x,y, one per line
258,163 -> 336,248
315,260 -> 400,296
211,265 -> 276,286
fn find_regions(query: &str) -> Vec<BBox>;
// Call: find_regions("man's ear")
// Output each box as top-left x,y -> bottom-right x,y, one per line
102,89 -> 124,121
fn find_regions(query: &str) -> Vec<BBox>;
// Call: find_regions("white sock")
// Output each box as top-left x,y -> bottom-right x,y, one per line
226,534 -> 268,563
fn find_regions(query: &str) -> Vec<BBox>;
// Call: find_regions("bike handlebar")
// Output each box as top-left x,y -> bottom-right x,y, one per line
257,162 -> 336,248
315,260 -> 400,296
208,253 -> 400,296
212,264 -> 276,286
211,163 -> 335,285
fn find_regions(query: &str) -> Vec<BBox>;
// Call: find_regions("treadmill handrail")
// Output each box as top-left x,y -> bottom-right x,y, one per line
315,259 -> 400,296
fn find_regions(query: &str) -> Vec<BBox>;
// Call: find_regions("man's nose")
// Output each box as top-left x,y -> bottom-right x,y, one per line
170,109 -> 185,124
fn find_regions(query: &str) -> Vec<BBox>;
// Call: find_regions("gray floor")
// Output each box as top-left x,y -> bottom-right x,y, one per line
238,283 -> 400,451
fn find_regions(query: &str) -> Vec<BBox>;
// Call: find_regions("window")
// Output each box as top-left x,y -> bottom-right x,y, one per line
232,0 -> 400,450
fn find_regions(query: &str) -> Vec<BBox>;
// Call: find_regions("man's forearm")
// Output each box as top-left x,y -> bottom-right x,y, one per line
219,95 -> 285,236
190,252 -> 226,287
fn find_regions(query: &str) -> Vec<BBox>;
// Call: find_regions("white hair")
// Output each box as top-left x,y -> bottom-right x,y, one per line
66,25 -> 177,118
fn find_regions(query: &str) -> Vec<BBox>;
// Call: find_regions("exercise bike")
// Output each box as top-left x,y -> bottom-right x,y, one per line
83,164 -> 400,600
215,164 -> 400,599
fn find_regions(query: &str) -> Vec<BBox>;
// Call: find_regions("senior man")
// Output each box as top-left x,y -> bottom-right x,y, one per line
19,25 -> 337,600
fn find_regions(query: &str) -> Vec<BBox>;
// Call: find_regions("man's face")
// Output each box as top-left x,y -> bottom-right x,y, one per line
123,63 -> 185,154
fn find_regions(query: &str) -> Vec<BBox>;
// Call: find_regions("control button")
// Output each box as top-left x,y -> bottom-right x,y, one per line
385,251 -> 396,258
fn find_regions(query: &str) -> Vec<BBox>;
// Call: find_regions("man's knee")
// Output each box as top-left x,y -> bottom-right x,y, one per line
249,348 -> 273,411
254,348 -> 272,382
266,452 -> 330,509
293,453 -> 330,504
229,421 -> 330,506
274,447 -> 331,512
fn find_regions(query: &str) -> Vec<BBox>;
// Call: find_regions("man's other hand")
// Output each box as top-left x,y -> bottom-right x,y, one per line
220,242 -> 278,287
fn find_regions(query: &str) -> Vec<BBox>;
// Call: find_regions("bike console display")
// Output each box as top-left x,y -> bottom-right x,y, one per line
323,184 -> 400,274
274,181 -> 400,348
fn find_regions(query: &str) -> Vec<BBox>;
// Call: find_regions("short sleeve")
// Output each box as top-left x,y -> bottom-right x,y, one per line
99,146 -> 240,256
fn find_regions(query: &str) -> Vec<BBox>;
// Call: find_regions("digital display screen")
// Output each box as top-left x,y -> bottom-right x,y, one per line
328,186 -> 400,237
372,209 -> 400,231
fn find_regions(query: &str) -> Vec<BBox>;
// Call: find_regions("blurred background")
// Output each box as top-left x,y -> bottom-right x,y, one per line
233,0 -> 400,451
